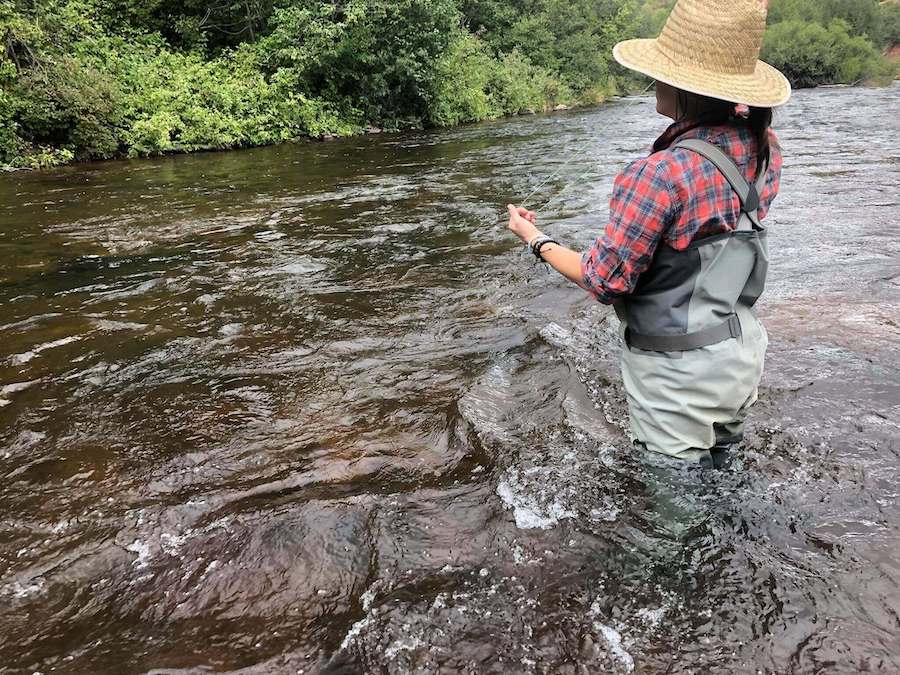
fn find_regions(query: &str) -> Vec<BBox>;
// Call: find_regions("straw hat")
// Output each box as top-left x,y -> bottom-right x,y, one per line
613,0 -> 791,107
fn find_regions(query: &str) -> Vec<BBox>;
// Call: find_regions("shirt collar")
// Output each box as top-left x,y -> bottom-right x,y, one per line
652,118 -> 710,153
652,112 -> 740,153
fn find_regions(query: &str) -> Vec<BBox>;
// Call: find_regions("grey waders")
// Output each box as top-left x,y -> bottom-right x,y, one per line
615,139 -> 770,463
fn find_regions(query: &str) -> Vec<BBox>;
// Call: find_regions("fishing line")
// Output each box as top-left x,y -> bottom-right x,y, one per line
504,81 -> 655,222
516,137 -> 602,211
530,163 -> 600,214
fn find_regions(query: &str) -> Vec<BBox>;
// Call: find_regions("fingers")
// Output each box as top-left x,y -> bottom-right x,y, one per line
507,204 -> 524,224
517,207 -> 537,224
505,203 -> 540,244
508,205 -> 537,224
506,205 -> 522,234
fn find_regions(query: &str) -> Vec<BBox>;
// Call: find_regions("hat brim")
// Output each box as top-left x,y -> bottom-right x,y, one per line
613,39 -> 791,108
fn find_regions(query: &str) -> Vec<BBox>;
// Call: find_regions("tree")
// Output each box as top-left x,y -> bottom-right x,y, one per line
260,0 -> 460,124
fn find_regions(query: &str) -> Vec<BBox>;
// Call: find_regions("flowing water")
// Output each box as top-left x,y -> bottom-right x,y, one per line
1,84 -> 898,674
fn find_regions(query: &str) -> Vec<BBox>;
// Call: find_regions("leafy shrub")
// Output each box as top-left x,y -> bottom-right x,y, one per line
426,31 -> 495,127
768,0 -> 883,44
426,33 -> 564,127
880,3 -> 900,48
763,19 -> 888,87
15,53 -> 125,160
488,50 -> 554,115
0,0 -> 896,168
260,0 -> 460,125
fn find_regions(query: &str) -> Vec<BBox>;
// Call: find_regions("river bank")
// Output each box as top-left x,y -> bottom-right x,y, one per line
0,97 -> 593,173
4,0 -> 897,170
1,83 -> 898,673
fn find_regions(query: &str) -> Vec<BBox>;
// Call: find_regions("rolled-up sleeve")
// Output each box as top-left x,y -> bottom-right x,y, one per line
580,156 -> 674,304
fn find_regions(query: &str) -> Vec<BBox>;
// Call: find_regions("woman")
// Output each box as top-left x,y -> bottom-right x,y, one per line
506,0 -> 791,466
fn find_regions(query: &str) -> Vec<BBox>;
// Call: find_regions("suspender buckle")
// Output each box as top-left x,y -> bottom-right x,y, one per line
727,313 -> 742,339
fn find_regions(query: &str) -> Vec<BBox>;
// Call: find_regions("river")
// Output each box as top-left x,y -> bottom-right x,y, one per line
1,83 -> 898,674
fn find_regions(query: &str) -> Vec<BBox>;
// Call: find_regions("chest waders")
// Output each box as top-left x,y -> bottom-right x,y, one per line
614,139 -> 770,462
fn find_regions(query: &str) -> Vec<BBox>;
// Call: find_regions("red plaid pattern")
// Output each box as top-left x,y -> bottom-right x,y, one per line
580,119 -> 783,303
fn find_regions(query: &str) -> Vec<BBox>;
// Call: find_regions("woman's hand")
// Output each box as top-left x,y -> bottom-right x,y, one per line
506,204 -> 540,244
505,203 -> 586,288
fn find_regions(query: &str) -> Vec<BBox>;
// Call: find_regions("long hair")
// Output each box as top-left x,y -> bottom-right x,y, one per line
747,106 -> 773,163
674,89 -> 772,163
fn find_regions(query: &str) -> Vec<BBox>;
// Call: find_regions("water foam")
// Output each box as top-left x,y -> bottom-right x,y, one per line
9,336 -> 81,365
125,540 -> 151,568
497,470 -> 575,530
384,636 -> 424,660
594,622 -> 635,673
340,613 -> 374,651
590,597 -> 635,672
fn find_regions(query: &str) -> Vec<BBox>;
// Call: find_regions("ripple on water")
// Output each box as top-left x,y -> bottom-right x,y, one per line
1,84 -> 899,673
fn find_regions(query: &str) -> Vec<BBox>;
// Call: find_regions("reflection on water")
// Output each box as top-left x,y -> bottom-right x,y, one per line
1,84 -> 898,674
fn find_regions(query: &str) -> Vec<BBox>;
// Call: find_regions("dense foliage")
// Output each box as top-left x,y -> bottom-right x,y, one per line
0,0 -> 896,168
762,0 -> 898,88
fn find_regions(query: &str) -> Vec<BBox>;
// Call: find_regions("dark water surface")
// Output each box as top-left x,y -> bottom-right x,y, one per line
1,84 -> 898,674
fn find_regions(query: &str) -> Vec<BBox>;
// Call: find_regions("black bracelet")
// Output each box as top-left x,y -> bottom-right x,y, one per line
529,235 -> 553,257
534,238 -> 559,261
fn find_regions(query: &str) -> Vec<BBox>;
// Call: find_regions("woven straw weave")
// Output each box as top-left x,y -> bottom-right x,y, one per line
613,0 -> 791,107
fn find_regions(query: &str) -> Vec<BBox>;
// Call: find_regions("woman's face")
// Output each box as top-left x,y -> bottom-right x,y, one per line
655,81 -> 678,120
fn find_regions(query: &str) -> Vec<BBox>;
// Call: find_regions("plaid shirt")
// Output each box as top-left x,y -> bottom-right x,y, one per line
580,118 -> 783,304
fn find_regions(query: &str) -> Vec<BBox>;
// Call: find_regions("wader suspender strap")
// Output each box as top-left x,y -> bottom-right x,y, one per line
673,139 -> 769,230
624,139 -> 770,353
626,313 -> 744,352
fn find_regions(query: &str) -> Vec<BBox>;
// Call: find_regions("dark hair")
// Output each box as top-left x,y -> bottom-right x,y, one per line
747,106 -> 773,164
675,90 -> 733,125
674,89 -> 773,164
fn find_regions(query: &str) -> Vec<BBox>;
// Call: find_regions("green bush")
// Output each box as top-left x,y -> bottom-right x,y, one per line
880,3 -> 900,48
426,31 -> 495,127
426,32 -> 566,128
15,54 -> 125,160
0,0 -> 896,168
488,50 -> 555,115
763,18 -> 888,87
768,0 -> 883,44
0,0 -> 642,167
501,0 -> 636,95
260,0 -> 460,126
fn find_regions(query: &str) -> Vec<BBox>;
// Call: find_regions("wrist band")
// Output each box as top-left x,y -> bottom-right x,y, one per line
527,233 -> 544,250
534,238 -> 559,261
531,235 -> 559,261
529,235 -> 551,256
